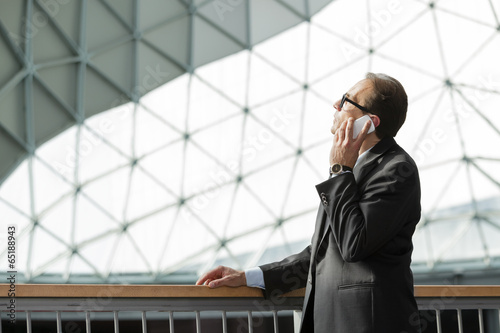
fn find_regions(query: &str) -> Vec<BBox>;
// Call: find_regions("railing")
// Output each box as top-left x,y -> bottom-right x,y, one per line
0,284 -> 499,333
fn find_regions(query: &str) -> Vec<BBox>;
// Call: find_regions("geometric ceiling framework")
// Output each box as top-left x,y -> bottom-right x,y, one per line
0,0 -> 333,282
1,0 -> 500,284
0,0 -> 332,184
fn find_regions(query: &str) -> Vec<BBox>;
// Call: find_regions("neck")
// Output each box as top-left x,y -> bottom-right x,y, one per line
359,133 -> 381,155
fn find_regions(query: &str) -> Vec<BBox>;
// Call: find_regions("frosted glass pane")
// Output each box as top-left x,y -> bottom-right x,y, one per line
29,227 -> 69,274
74,194 -> 120,244
441,222 -> 486,261
140,74 -> 189,132
0,160 -> 31,215
78,126 -> 130,183
188,76 -> 243,132
36,126 -> 78,182
139,142 -> 185,197
247,52 -> 301,106
125,167 -> 177,221
134,106 -> 181,157
32,157 -> 74,214
84,103 -> 135,157
224,183 -> 278,238
195,51 -> 249,108
80,167 -> 130,222
253,23 -> 308,82
38,195 -> 73,244
78,233 -> 120,274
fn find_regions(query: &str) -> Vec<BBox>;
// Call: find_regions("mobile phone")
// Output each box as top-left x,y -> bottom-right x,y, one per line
353,115 -> 375,139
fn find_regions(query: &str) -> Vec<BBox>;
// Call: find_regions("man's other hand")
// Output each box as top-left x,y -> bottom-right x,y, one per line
195,265 -> 247,288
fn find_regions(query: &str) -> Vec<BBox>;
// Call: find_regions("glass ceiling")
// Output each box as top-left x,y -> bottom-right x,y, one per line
1,0 -> 500,283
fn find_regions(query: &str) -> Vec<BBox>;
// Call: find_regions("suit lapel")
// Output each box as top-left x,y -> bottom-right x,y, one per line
354,137 -> 397,183
315,137 -> 398,251
310,203 -> 327,258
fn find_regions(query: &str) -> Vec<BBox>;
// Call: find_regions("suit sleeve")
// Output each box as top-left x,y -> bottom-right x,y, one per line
316,154 -> 420,263
259,245 -> 311,299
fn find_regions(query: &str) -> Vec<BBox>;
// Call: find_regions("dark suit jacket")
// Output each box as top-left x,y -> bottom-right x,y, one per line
260,137 -> 422,333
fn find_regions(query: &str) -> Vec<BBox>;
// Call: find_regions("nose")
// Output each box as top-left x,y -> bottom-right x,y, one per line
333,98 -> 342,112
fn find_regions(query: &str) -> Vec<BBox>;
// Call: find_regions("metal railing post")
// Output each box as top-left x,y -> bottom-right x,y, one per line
435,310 -> 442,333
248,311 -> 253,333
293,310 -> 302,333
56,311 -> 62,333
222,311 -> 228,333
169,311 -> 174,333
195,311 -> 201,333
113,311 -> 119,333
457,309 -> 463,333
272,310 -> 279,333
26,311 -> 32,333
478,309 -> 484,333
85,311 -> 91,333
141,311 -> 147,333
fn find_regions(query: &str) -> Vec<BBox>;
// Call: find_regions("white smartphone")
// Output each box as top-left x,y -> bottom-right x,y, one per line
353,115 -> 375,139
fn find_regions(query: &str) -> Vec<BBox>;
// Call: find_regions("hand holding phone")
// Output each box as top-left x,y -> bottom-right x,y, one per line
353,115 -> 375,139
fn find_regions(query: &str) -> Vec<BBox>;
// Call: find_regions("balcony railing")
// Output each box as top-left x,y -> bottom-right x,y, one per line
0,284 -> 499,332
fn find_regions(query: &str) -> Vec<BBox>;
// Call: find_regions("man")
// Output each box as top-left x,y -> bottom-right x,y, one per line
197,73 -> 422,333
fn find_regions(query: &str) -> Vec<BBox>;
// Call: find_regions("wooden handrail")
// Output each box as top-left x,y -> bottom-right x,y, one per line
0,284 -> 499,298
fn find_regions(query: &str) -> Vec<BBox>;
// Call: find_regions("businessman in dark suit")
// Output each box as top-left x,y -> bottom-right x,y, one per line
197,73 -> 422,333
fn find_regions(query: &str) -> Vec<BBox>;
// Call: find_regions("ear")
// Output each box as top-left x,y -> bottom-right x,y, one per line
369,114 -> 380,128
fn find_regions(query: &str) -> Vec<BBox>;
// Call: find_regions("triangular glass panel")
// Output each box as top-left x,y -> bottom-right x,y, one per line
375,10 -> 445,78
250,0 -> 302,44
29,226 -> 70,275
83,102 -> 135,158
143,15 -> 191,67
140,74 -> 189,133
195,50 -> 250,108
282,156 -> 326,217
78,125 -> 130,184
197,0 -> 248,45
434,0 -> 499,31
32,1 -> 75,63
188,75 -> 243,133
253,22 -> 308,82
32,156 -> 74,215
138,141 -> 184,198
37,64 -> 79,116
78,232 -> 120,276
86,0 -> 132,51
73,193 -> 121,245
139,0 -> 187,31
92,41 -> 134,93
79,166 -> 130,222
125,165 -> 178,222
247,51 -> 301,107
192,16 -> 244,67
0,159 -> 31,216
33,79 -> 75,145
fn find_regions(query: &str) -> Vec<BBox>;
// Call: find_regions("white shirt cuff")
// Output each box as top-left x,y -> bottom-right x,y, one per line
245,267 -> 265,289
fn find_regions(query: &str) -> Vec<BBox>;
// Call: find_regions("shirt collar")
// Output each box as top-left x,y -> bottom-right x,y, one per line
354,146 -> 374,169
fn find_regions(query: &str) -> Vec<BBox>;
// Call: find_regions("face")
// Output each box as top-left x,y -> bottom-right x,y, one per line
331,79 -> 373,135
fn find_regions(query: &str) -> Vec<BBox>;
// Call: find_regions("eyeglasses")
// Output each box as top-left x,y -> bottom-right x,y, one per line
340,93 -> 369,113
